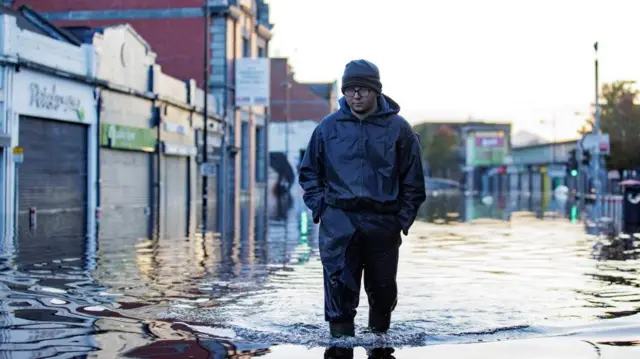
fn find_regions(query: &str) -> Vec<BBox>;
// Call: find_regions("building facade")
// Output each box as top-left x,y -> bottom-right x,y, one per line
14,0 -> 273,235
87,24 -> 158,241
76,23 -> 225,239
412,120 -> 513,193
0,5 -> 228,272
0,8 -> 98,266
268,58 -> 338,194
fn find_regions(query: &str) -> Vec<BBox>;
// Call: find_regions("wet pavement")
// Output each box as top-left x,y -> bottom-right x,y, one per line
1,191 -> 640,358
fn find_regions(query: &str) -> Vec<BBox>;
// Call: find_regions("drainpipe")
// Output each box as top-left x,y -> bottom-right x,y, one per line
95,90 -> 102,238
263,39 -> 270,244
218,11 -> 238,236
155,105 -> 162,238
217,14 -> 228,236
149,65 -> 162,239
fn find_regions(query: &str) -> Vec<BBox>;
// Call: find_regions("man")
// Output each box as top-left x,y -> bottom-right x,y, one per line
299,59 -> 427,338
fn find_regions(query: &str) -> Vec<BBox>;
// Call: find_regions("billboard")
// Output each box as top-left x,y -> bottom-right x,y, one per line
467,131 -> 509,167
235,58 -> 270,107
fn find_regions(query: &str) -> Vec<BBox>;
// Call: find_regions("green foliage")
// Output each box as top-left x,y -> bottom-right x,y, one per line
427,126 -> 458,170
580,80 -> 640,170
413,122 -> 430,160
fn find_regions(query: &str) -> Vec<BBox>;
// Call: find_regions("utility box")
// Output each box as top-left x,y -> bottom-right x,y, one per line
621,180 -> 640,235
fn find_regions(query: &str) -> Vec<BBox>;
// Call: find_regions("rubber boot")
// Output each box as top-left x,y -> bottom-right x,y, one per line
324,346 -> 354,359
368,309 -> 391,334
329,321 -> 355,338
367,347 -> 395,359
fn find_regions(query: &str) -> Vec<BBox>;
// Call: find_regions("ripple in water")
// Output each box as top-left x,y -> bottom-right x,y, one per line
158,203 -> 640,349
3,194 -> 640,357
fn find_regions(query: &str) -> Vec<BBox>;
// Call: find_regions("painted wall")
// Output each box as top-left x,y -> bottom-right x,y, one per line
93,25 -> 157,240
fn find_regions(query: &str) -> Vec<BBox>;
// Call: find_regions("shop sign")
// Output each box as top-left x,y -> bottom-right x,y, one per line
13,69 -> 96,124
162,141 -> 197,157
101,123 -> 157,152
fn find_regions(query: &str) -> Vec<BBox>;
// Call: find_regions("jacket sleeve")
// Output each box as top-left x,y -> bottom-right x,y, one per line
299,126 -> 325,223
397,124 -> 427,235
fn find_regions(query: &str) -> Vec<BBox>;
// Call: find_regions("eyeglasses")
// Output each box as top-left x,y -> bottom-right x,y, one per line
344,87 -> 371,97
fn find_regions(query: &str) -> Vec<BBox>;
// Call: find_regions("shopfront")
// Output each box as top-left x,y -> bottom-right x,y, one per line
99,123 -> 156,240
11,68 -> 97,265
157,105 -> 196,239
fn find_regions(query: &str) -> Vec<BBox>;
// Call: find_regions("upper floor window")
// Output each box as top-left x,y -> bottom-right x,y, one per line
243,37 -> 250,58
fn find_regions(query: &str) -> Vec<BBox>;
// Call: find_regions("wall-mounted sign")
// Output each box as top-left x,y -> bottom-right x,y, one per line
13,69 -> 96,124
235,58 -> 270,107
101,123 -> 157,152
12,146 -> 23,164
467,131 -> 509,167
162,141 -> 197,157
163,122 -> 188,135
29,83 -> 83,118
200,163 -> 217,177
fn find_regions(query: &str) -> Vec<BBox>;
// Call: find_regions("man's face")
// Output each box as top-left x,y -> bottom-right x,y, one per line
344,86 -> 377,114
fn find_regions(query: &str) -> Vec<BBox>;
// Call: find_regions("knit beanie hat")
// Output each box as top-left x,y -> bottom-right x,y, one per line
341,59 -> 382,94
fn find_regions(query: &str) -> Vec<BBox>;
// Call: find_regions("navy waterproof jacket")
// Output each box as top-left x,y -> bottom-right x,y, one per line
299,94 -> 427,235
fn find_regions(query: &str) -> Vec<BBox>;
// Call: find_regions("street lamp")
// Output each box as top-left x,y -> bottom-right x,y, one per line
592,41 -> 602,233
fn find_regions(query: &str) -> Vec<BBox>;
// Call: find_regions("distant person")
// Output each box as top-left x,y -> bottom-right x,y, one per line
298,59 -> 426,337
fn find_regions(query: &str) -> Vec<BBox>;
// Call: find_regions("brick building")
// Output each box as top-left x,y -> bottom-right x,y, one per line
13,0 -> 274,233
268,58 -> 338,194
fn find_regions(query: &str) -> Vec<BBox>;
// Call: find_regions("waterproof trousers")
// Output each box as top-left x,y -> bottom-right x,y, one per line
318,205 -> 401,326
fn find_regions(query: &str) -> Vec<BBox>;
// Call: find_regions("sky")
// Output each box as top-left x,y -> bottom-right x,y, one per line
266,0 -> 640,142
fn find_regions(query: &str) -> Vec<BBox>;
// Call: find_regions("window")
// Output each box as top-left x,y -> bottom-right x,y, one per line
255,126 -> 266,182
241,122 -> 250,189
242,37 -> 250,58
258,46 -> 265,58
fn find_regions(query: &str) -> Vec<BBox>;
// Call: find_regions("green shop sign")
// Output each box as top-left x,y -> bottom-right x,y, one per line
101,123 -> 157,152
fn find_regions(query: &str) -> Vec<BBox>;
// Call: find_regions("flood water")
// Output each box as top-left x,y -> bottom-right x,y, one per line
2,191 -> 640,358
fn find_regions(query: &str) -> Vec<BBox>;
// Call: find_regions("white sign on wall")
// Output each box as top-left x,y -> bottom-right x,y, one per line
13,69 -> 96,124
235,58 -> 270,107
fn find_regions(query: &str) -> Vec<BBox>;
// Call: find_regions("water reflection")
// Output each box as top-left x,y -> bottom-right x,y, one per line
324,346 -> 396,359
418,190 -> 574,223
2,190 -> 640,357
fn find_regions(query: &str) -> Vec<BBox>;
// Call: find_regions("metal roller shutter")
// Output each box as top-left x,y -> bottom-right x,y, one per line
194,170 -> 217,232
162,156 -> 188,238
17,116 -> 87,266
99,149 -> 150,240
195,171 -> 202,232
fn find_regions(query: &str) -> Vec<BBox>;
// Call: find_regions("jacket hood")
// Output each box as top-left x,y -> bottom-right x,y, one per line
337,94 -> 401,119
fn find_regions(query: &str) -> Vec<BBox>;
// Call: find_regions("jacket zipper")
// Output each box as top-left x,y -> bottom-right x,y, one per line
359,118 -> 364,198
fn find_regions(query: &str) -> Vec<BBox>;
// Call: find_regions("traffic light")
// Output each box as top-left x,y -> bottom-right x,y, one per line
567,149 -> 578,176
582,150 -> 591,166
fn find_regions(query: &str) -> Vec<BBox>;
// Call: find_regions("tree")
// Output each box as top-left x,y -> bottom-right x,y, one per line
413,122 -> 430,161
426,126 -> 459,178
580,80 -> 640,170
